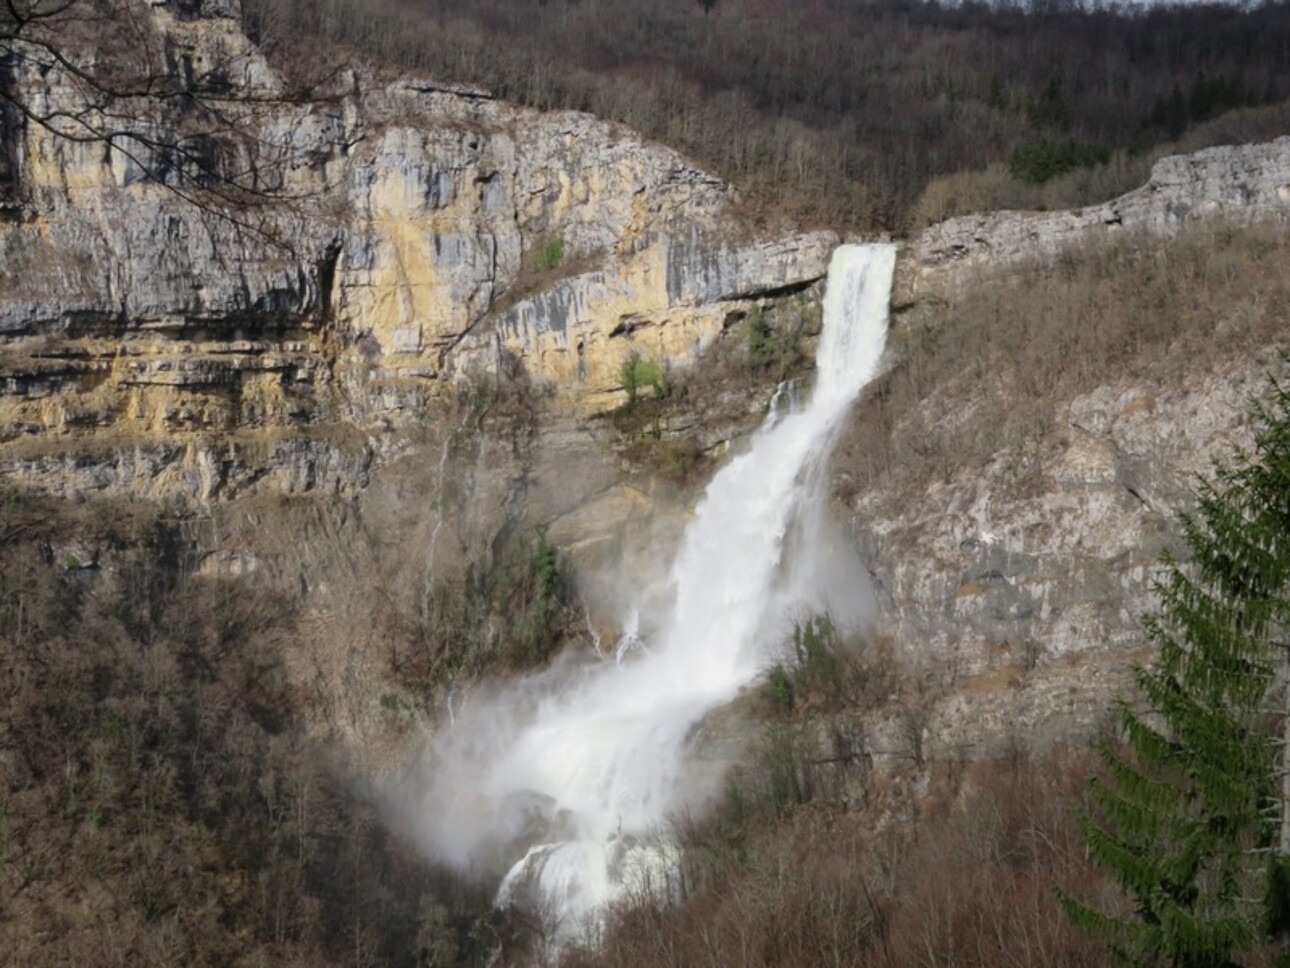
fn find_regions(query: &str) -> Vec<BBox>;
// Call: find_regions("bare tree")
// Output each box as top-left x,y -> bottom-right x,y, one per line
0,0 -> 341,243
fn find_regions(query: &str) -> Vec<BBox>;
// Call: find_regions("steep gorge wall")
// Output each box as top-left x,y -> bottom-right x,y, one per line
845,357 -> 1278,770
843,206 -> 1290,776
0,0 -> 833,502
845,136 -> 1290,770
6,0 -> 1288,510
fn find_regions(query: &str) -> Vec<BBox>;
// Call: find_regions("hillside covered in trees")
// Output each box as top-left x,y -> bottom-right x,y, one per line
243,0 -> 1290,229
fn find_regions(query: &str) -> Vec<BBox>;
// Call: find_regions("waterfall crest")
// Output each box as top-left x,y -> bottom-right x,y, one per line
419,242 -> 897,936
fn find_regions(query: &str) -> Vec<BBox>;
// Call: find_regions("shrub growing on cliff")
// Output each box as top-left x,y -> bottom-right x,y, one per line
619,351 -> 667,404
496,526 -> 570,668
745,305 -> 808,381
1060,373 -> 1290,965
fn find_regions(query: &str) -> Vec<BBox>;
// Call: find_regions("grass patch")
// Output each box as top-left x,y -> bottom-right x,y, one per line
528,232 -> 564,272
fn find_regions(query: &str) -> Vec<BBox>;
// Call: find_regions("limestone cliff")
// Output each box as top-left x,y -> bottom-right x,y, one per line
898,136 -> 1290,306
5,0 -> 1287,510
847,356 -> 1279,769
0,0 -> 832,501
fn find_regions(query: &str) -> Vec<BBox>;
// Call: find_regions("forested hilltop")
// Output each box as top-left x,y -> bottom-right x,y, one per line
244,0 -> 1290,229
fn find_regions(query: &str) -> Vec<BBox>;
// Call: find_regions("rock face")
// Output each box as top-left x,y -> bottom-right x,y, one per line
456,229 -> 837,408
0,0 -> 833,500
899,137 -> 1290,304
858,140 -> 1290,761
4,1 -> 1285,506
844,351 -> 1280,766
845,140 -> 1290,762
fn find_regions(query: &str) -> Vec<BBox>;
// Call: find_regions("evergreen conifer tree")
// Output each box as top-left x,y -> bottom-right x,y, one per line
1060,375 -> 1290,966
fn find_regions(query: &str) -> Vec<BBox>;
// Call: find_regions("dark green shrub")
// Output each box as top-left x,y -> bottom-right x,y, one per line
1009,140 -> 1110,185
745,306 -> 807,380
764,663 -> 795,712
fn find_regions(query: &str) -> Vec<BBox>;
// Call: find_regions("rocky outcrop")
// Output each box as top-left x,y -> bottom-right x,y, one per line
456,230 -> 836,410
845,351 -> 1280,765
855,140 -> 1290,762
899,137 -> 1290,304
0,0 -> 830,500
5,1 -> 1286,505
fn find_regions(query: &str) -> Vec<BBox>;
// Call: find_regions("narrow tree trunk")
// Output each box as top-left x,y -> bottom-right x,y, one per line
1282,649 -> 1290,854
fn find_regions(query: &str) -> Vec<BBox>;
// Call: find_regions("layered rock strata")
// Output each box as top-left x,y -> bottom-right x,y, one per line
0,0 -> 833,500
898,137 -> 1290,305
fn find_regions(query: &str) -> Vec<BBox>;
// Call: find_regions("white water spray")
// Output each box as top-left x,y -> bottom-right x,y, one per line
416,243 -> 896,937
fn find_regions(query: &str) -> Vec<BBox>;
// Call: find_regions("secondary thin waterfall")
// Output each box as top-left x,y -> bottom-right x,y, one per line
418,242 -> 897,936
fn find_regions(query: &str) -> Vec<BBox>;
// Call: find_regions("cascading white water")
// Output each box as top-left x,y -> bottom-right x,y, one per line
419,242 -> 896,937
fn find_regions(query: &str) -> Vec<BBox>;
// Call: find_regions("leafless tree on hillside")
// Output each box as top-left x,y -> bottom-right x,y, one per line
0,0 -> 344,244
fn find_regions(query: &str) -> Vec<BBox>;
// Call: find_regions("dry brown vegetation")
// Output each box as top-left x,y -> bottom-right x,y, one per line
467,620 -> 1117,966
0,491 -> 502,967
839,220 -> 1290,501
559,738 -> 1116,968
908,99 -> 1290,227
242,0 -> 1290,231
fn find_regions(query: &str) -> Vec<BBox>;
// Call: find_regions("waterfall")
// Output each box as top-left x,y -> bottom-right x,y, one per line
419,242 -> 897,938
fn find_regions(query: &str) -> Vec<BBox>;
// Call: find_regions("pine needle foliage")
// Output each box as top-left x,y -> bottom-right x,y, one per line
1060,373 -> 1290,967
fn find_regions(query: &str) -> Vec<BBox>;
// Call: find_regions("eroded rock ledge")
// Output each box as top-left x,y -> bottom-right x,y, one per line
3,0 -> 1288,506
0,0 -> 833,500
898,136 -> 1290,305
